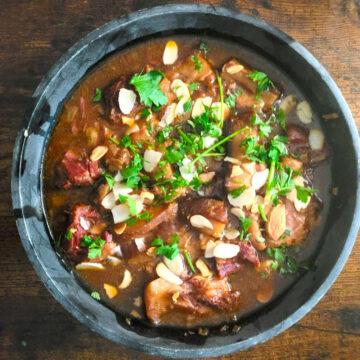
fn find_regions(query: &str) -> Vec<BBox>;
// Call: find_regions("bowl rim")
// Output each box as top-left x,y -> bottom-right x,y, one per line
11,4 -> 360,358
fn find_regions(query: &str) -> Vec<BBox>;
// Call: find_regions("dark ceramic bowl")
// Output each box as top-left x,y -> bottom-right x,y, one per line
11,4 -> 360,358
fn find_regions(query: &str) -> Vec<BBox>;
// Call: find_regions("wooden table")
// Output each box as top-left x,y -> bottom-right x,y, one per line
1,1 -> 359,359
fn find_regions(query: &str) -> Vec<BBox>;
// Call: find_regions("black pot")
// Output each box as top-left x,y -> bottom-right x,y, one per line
11,4 -> 360,358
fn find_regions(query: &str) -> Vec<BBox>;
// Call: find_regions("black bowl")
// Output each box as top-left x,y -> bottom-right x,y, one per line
11,4 -> 360,358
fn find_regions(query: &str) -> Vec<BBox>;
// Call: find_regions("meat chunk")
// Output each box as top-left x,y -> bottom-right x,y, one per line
61,150 -> 101,188
121,203 -> 178,240
66,204 -> 103,259
238,241 -> 260,267
216,258 -> 242,278
286,124 -> 309,157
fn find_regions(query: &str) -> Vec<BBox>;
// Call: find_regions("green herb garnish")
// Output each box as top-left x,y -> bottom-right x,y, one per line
102,172 -> 115,189
251,114 -> 272,139
92,87 -> 102,102
121,153 -> 143,188
224,89 -> 241,109
191,55 -> 202,71
248,70 -> 274,99
184,250 -> 196,273
90,291 -> 101,300
229,186 -> 246,197
296,185 -> 317,203
151,235 -> 179,260
199,41 -> 209,57
183,99 -> 192,113
130,70 -> 168,108
189,82 -> 200,92
81,235 -> 106,259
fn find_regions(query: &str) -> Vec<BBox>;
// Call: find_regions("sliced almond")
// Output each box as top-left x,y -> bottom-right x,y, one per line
140,191 -> 155,204
90,145 -> 108,161
76,262 -> 105,271
106,256 -> 121,266
296,100 -> 312,124
224,228 -> 240,240
192,96 -> 212,118
118,88 -> 136,115
163,40 -> 178,65
134,237 -> 146,252
252,169 -> 269,191
199,171 -> 215,183
204,239 -> 217,258
190,215 -> 214,230
230,207 -> 246,219
309,129 -> 324,150
156,262 -> 183,285
114,223 -> 127,235
79,217 -> 90,231
112,182 -> 132,198
104,283 -> 118,299
125,124 -> 140,135
224,156 -> 242,165
143,149 -> 162,172
226,64 -> 244,74
164,254 -> 185,277
101,192 -> 116,210
111,204 -> 131,224
230,165 -> 243,178
228,187 -> 256,209
213,242 -> 240,259
280,95 -> 297,114
267,204 -> 286,241
171,79 -> 190,100
119,269 -> 132,289
159,103 -> 176,127
195,259 -> 212,277
122,116 -> 135,127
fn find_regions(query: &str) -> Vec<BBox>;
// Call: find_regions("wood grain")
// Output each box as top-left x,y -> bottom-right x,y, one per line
0,0 -> 359,359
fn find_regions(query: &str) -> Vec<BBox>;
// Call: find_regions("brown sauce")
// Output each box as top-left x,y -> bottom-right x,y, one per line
43,35 -> 331,328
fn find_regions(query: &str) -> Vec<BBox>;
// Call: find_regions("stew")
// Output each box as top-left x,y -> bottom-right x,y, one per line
44,36 -> 329,328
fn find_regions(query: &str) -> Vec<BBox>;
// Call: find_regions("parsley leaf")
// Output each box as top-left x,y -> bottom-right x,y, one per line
140,108 -> 151,119
121,153 -> 143,188
240,217 -> 252,232
296,185 -> 317,203
248,71 -> 274,99
229,186 -> 246,197
164,146 -> 185,164
102,172 -> 115,189
224,89 -> 241,109
92,87 -> 102,102
266,246 -> 305,275
251,114 -> 272,138
125,211 -> 152,226
130,70 -> 168,108
90,291 -> 101,300
189,82 -> 200,92
151,235 -> 179,260
183,99 -> 192,113
191,55 -> 202,71
118,195 -> 137,216
81,235 -> 106,259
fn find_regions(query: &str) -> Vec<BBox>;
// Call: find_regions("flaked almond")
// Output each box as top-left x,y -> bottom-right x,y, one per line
192,96 -> 212,117
224,156 -> 242,165
224,228 -> 240,240
190,214 -> 214,230
76,262 -> 105,271
195,259 -> 212,277
134,237 -> 146,252
296,100 -> 312,124
106,256 -> 121,266
122,116 -> 135,127
228,187 -> 256,209
111,204 -> 131,224
159,103 -> 176,127
163,40 -> 178,65
101,192 -> 116,210
309,129 -> 324,150
156,262 -> 183,285
104,283 -> 118,299
230,207 -> 246,219
267,204 -> 286,241
119,269 -> 132,289
140,191 -> 155,204
125,124 -> 140,135
113,245 -> 123,257
79,216 -> 90,231
280,95 -> 297,114
226,64 -> 244,74
252,169 -> 269,190
118,88 -> 136,115
114,223 -> 127,235
213,242 -> 240,259
143,149 -> 162,172
171,79 -> 190,100
112,182 -> 132,198
230,165 -> 243,178
199,171 -> 215,183
204,240 -> 217,258
242,162 -> 256,175
90,145 -> 108,161
164,254 -> 185,277
146,246 -> 157,257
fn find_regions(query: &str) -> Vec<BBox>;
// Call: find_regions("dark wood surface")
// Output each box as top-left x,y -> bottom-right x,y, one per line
1,1 -> 360,359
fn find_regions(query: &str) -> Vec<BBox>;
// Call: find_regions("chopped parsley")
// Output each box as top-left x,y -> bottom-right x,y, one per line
90,291 -> 101,300
191,55 -> 202,71
248,70 -> 274,99
65,228 -> 76,241
229,186 -> 246,197
121,153 -> 143,188
81,235 -> 106,259
118,195 -> 137,216
125,211 -> 152,226
184,250 -> 196,273
151,234 -> 179,260
240,217 -> 252,232
156,125 -> 173,144
102,172 -> 115,189
183,99 -> 192,113
164,145 -> 185,164
92,87 -> 102,102
140,108 -> 151,119
251,114 -> 272,138
296,185 -> 317,203
224,89 -> 241,108
189,82 -> 200,92
130,70 -> 168,108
